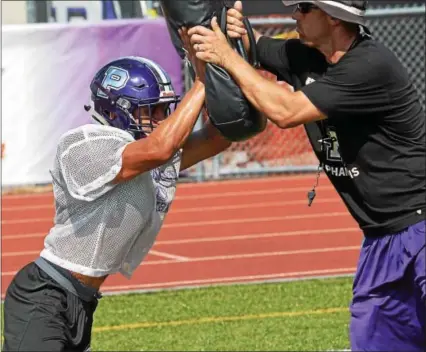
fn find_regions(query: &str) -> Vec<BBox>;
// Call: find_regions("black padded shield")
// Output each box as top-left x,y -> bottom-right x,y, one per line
160,0 -> 225,59
205,63 -> 265,141
160,0 -> 266,141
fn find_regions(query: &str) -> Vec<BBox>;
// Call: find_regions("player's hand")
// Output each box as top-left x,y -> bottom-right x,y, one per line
179,26 -> 206,83
227,1 -> 259,57
226,1 -> 247,39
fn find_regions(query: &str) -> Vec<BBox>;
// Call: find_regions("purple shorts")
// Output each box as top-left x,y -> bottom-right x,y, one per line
350,220 -> 426,351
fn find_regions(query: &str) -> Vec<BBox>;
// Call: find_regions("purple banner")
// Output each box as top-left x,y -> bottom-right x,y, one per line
2,19 -> 182,185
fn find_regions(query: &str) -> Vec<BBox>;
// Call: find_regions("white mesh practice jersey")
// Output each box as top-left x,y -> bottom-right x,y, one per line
40,124 -> 182,278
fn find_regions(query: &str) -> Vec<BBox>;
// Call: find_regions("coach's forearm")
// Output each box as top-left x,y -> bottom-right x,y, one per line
223,51 -> 295,128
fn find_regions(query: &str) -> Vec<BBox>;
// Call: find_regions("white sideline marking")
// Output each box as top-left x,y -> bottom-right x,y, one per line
101,267 -> 356,291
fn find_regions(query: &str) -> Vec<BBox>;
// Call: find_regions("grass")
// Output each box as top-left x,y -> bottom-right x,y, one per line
1,277 -> 353,350
90,277 -> 353,351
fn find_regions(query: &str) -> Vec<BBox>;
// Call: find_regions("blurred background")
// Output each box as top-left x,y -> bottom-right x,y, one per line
1,1 -> 425,350
2,0 -> 425,187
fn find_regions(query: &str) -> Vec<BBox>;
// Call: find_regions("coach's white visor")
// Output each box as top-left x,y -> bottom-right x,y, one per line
282,1 -> 367,27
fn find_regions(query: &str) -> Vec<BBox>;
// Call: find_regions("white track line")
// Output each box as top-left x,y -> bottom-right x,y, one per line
100,267 -> 357,291
2,232 -> 47,240
0,249 -> 190,261
149,250 -> 190,261
1,218 -> 53,224
176,174 -> 324,188
1,211 -> 349,226
156,228 -> 361,245
173,185 -> 335,200
1,226 -> 360,242
1,176 -> 349,300
163,212 -> 349,228
2,204 -> 55,211
2,250 -> 41,257
165,198 -> 341,213
2,192 -> 54,199
1,244 -> 360,261
2,196 -> 340,212
1,175 -> 325,199
1,185 -> 336,205
1,245 -> 360,276
153,246 -> 360,264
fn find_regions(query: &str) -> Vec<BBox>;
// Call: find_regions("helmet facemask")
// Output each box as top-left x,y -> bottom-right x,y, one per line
127,98 -> 179,139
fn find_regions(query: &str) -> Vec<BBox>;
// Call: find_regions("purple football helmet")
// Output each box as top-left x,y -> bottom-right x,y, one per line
86,56 -> 180,139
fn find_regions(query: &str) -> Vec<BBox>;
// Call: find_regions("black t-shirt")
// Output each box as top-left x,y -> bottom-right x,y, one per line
257,35 -> 425,236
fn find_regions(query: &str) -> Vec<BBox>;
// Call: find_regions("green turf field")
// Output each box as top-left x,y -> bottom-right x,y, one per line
92,277 -> 353,351
2,276 -> 354,351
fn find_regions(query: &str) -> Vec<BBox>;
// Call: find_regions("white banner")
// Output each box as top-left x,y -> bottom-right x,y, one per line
1,19 -> 182,186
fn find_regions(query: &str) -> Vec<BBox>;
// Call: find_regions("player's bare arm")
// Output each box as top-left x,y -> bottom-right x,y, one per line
113,79 -> 205,183
180,112 -> 232,171
113,26 -> 210,182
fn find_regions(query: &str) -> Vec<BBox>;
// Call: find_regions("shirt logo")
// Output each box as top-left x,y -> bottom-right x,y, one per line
323,128 -> 342,163
305,77 -> 316,85
321,127 -> 360,179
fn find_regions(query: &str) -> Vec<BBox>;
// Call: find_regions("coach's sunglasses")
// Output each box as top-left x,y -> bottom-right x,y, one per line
295,3 -> 319,14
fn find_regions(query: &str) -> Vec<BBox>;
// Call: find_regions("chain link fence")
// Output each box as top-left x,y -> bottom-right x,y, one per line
183,3 -> 425,181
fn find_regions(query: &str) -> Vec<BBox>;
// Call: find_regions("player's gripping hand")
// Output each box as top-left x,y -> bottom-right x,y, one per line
226,1 -> 262,56
179,26 -> 206,83
226,1 -> 247,39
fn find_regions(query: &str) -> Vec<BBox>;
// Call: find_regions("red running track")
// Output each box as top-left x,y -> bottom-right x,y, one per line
1,175 -> 362,299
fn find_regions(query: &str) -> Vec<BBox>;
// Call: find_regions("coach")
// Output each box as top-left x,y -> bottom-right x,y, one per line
188,0 -> 426,350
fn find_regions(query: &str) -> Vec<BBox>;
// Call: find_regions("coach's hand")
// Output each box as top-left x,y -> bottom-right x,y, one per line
188,17 -> 235,69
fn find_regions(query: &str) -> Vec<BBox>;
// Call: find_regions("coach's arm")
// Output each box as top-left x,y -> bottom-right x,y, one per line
188,18 -> 326,128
